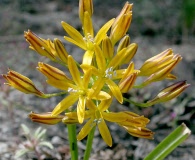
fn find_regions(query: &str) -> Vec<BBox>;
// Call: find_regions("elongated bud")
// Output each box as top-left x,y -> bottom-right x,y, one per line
62,116 -> 79,124
139,49 -> 176,76
102,36 -> 114,59
37,62 -> 73,90
122,43 -> 138,64
119,72 -> 138,93
110,2 -> 133,45
122,125 -> 154,139
29,112 -> 64,125
118,111 -> 150,127
117,35 -> 130,52
54,38 -> 69,64
141,55 -> 182,85
79,0 -> 93,25
37,62 -> 71,81
2,70 -> 44,96
83,11 -> 94,37
147,81 -> 190,105
24,30 -> 55,60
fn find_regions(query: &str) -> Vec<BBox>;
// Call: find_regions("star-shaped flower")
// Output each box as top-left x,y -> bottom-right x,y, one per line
63,98 -> 153,147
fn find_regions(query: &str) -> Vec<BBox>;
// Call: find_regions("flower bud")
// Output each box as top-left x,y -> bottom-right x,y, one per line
29,112 -> 64,125
24,30 -> 55,60
142,55 -> 182,85
102,36 -> 114,59
54,38 -> 69,64
147,81 -> 190,105
122,43 -> 138,64
110,2 -> 133,45
2,70 -> 44,96
79,0 -> 93,25
139,49 -> 180,76
117,35 -> 130,52
119,72 -> 138,93
122,125 -> 154,139
37,62 -> 73,90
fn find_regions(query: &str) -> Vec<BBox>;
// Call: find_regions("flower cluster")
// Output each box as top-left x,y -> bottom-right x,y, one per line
2,0 -> 189,147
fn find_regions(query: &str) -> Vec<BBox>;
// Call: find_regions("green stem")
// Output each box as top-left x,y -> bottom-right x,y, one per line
123,97 -> 150,107
41,91 -> 67,98
67,124 -> 78,160
144,123 -> 191,160
84,126 -> 96,160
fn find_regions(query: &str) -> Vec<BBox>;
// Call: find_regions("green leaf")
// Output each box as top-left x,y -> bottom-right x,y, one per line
34,127 -> 42,137
38,141 -> 54,149
21,124 -> 30,135
144,123 -> 191,160
36,129 -> 47,139
15,148 -> 29,158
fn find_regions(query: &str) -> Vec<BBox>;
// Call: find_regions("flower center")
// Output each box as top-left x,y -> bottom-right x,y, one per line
83,33 -> 95,50
105,67 -> 116,79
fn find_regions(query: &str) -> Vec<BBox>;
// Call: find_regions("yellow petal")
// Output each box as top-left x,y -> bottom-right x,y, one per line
64,36 -> 87,50
68,56 -> 82,87
94,18 -> 115,45
61,21 -> 86,48
83,69 -> 92,89
98,98 -> 112,111
83,11 -> 94,37
106,79 -> 123,103
92,91 -> 111,100
98,119 -> 112,147
94,45 -> 106,71
52,94 -> 78,116
77,118 -> 96,141
82,50 -> 94,65
81,64 -> 100,76
102,112 -> 127,122
77,96 -> 86,123
108,48 -> 127,69
85,99 -> 97,110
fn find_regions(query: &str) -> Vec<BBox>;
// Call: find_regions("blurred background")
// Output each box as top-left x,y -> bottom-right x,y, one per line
0,0 -> 195,159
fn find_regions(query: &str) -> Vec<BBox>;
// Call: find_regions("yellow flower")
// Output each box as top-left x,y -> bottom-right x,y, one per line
81,42 -> 138,102
147,81 -> 190,105
51,55 -> 111,124
2,69 -> 44,97
61,18 -> 115,65
63,99 -> 153,147
29,112 -> 64,125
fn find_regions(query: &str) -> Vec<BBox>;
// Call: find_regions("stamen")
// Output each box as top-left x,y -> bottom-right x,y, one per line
93,118 -> 102,124
68,87 -> 77,93
105,67 -> 116,79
